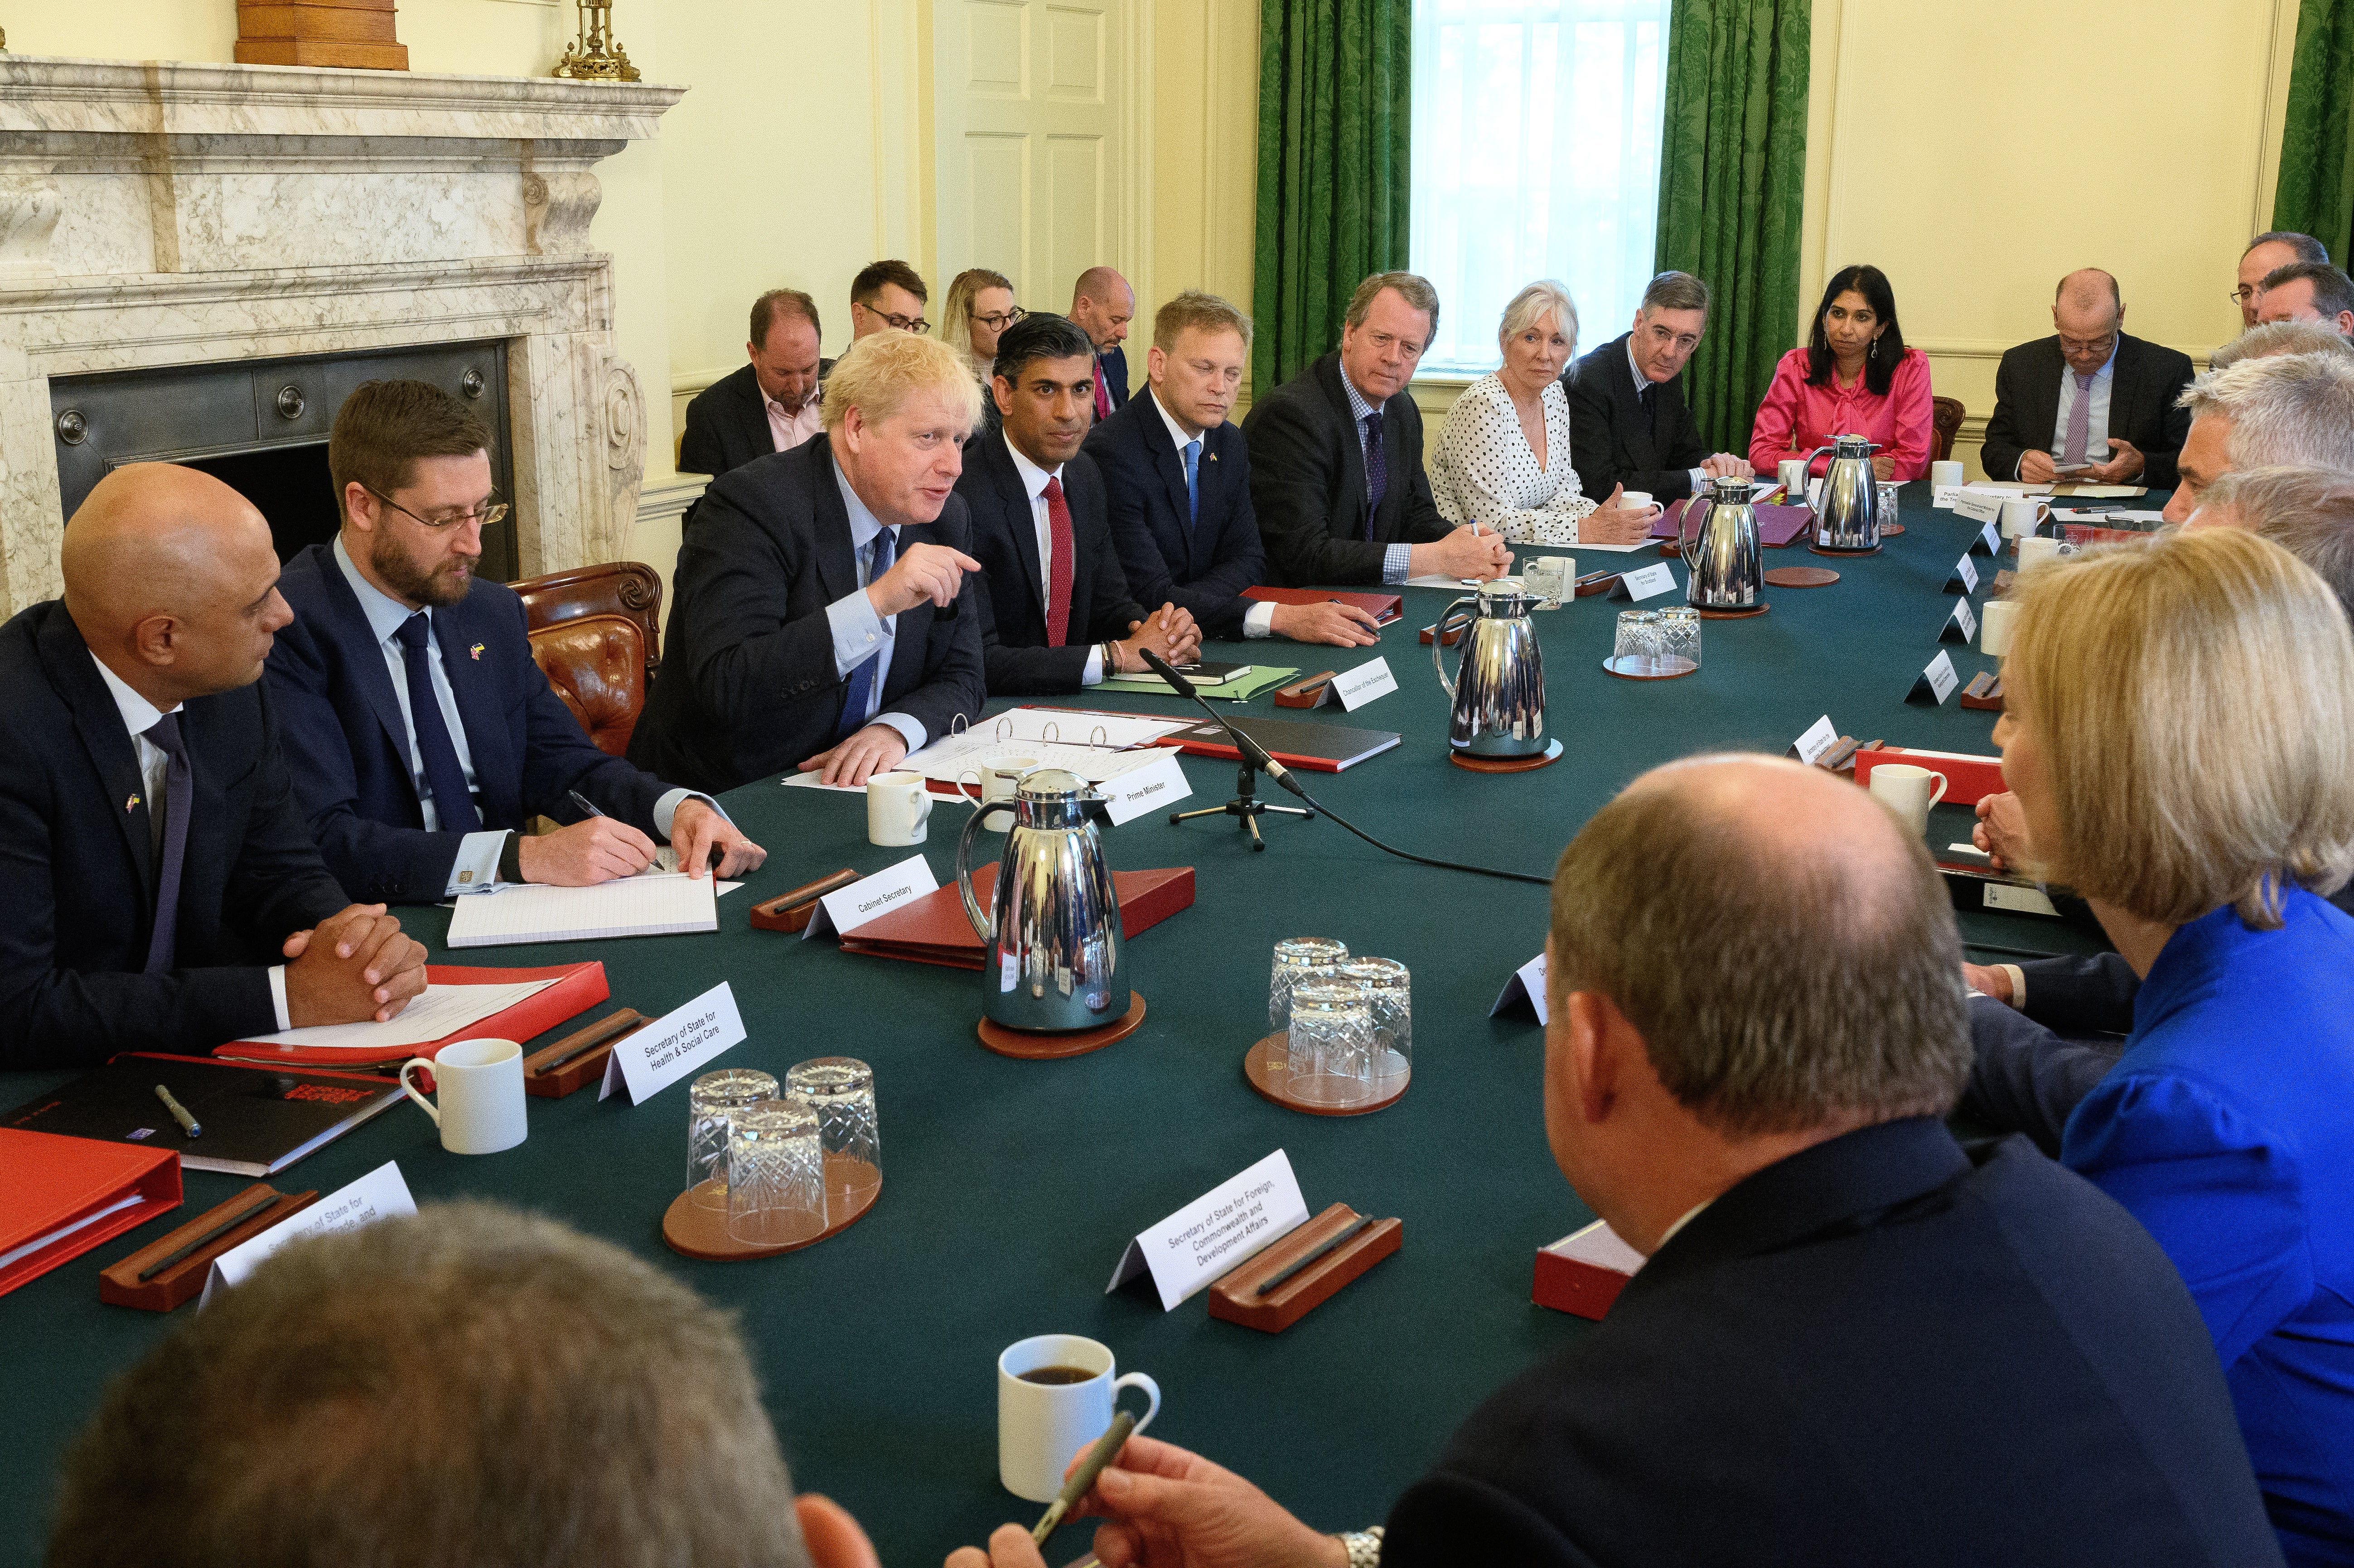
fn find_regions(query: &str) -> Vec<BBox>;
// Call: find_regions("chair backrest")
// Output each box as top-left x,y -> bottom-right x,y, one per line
510,562 -> 663,756
1930,396 -> 1966,464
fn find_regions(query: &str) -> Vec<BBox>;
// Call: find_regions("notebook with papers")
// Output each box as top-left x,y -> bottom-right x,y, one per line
445,874 -> 718,948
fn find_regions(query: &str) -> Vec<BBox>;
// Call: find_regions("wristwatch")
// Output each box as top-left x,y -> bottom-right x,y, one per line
1102,640 -> 1122,677
1335,1526 -> 1382,1567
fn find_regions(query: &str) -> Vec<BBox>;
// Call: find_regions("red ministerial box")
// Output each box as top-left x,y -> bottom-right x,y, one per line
838,866 -> 1194,970
1532,1218 -> 1644,1320
1853,747 -> 2006,808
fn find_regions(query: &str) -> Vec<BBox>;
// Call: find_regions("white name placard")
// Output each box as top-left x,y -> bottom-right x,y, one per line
1948,554 -> 1980,594
1489,952 -> 1550,1025
1975,520 -> 2001,556
1950,598 -> 1978,643
1951,489 -> 2006,526
1333,656 -> 1399,711
1791,714 -> 1839,767
804,854 -> 939,941
1614,562 -> 1678,603
1107,1149 -> 1310,1310
599,980 -> 747,1104
1102,749 -> 1193,826
203,1160 -> 415,1307
1907,650 -> 1961,706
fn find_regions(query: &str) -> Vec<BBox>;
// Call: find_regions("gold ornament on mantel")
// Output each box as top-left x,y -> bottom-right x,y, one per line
553,1 -> 639,82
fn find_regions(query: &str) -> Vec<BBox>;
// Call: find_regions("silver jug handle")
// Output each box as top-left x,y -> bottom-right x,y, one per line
955,801 -> 995,941
1431,594 -> 1475,700
1677,494 -> 1701,558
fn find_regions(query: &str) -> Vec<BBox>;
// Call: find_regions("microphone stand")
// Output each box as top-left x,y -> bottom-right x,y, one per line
1146,651 -> 1315,851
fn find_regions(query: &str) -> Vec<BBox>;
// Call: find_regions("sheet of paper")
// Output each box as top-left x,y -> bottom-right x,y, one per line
1949,554 -> 1979,594
236,978 -> 560,1052
1950,489 -> 2006,526
2050,483 -> 2145,498
446,874 -> 717,947
1106,1149 -> 1310,1310
598,980 -> 747,1104
928,707 -> 1189,753
1914,651 -> 1959,705
781,771 -> 865,794
1545,1218 -> 1645,1274
1951,598 -> 1978,642
1333,655 -> 1398,711
1791,715 -> 1838,767
1402,572 -> 1491,589
1102,750 -> 1193,826
803,854 -> 938,941
1564,538 -> 1657,555
203,1160 -> 415,1307
0,1192 -> 147,1274
899,731 -> 1174,789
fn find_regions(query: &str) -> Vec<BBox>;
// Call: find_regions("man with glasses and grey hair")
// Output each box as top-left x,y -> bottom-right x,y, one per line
2237,232 -> 2329,329
1980,269 -> 2195,487
1563,270 -> 1752,507
269,379 -> 766,904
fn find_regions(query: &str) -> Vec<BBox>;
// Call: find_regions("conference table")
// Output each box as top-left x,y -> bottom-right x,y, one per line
1,479 -> 2128,1563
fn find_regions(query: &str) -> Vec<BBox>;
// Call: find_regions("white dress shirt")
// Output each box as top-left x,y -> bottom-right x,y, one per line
821,467 -> 931,753
1151,393 -> 1278,638
332,539 -> 700,894
90,653 -> 290,1029
1003,435 -> 1107,685
2041,339 -> 2119,474
764,389 -> 822,454
1627,338 -> 1710,498
1431,373 -> 1599,545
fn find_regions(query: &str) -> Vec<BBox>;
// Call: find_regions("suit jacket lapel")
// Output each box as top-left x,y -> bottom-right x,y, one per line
810,441 -> 860,606
2108,336 -> 2143,439
1137,392 -> 1198,554
735,370 -> 775,459
39,607 -> 155,893
433,598 -> 514,825
987,437 -> 1049,625
1616,342 -> 1658,470
313,553 -> 422,777
1319,357 -> 1373,542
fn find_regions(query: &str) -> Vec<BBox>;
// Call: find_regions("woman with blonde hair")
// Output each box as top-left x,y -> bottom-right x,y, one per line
1429,281 -> 1656,546
938,267 -> 1020,388
1969,526 -> 2354,1563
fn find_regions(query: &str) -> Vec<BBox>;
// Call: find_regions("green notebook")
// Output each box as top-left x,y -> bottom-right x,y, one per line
1098,665 -> 1299,702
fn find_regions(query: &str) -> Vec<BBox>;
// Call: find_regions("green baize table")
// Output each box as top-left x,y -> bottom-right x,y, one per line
1,481 -> 2117,1563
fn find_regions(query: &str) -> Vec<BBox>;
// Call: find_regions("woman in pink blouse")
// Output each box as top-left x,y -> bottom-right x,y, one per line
1749,264 -> 1933,482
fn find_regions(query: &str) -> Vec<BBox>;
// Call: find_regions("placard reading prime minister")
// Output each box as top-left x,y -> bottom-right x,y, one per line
630,333 -> 988,791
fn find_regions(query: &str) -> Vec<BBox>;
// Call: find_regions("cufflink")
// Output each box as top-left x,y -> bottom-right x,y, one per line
459,870 -> 475,883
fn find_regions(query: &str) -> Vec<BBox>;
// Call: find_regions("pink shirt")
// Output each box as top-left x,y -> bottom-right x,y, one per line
764,390 -> 823,454
1747,347 -> 1933,481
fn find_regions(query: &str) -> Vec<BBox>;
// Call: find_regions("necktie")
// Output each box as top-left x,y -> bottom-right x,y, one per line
2064,371 -> 2093,467
1182,439 -> 1201,527
1094,356 -> 1112,422
141,713 -> 192,975
1363,410 -> 1388,514
1043,476 -> 1075,647
837,527 -> 897,741
393,613 -> 482,835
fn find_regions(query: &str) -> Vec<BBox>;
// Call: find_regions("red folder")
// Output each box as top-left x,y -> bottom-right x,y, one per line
838,866 -> 1195,970
1853,747 -> 2006,808
1240,587 -> 1405,627
0,1127 -> 181,1298
1531,1218 -> 1643,1320
213,961 -> 610,1067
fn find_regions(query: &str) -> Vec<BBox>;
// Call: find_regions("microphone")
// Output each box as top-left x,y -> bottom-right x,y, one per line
1139,649 -> 1309,799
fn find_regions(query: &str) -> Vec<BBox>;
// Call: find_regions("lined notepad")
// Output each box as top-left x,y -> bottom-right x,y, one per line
445,875 -> 719,948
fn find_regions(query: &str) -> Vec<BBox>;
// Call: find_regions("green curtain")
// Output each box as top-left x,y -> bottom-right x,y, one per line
2273,0 -> 2354,262
1252,0 -> 1412,396
1653,0 -> 1810,455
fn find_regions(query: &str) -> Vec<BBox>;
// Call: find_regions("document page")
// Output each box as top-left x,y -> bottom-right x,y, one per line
445,875 -> 718,948
236,978 -> 561,1050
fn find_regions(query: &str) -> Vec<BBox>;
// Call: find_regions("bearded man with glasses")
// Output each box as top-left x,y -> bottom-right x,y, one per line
266,379 -> 765,905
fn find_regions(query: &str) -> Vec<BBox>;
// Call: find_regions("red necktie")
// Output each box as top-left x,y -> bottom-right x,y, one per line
1093,357 -> 1112,422
1043,476 -> 1074,646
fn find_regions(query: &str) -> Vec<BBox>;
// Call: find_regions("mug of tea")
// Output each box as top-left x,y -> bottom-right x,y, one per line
1868,763 -> 1950,838
997,1333 -> 1160,1502
866,770 -> 932,847
1930,459 -> 1965,488
400,1038 -> 527,1155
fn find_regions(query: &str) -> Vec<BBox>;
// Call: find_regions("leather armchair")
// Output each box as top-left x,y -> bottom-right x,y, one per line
510,562 -> 664,757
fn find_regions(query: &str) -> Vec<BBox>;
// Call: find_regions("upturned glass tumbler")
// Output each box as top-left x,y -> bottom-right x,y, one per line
725,1096 -> 827,1248
687,1068 -> 779,1210
1285,980 -> 1378,1108
785,1057 -> 882,1214
1338,957 -> 1411,1091
1269,937 -> 1349,1032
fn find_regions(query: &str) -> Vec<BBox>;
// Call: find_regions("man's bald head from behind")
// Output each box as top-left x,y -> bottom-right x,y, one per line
1550,754 -> 1970,1139
60,463 -> 290,709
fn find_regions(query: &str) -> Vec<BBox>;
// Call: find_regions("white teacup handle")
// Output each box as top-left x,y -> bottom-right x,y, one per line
1110,1371 -> 1160,1437
912,787 -> 933,827
1924,771 -> 1949,810
956,768 -> 985,808
399,1057 -> 442,1127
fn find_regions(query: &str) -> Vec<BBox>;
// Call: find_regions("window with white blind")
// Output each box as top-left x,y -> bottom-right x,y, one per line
1409,0 -> 1672,376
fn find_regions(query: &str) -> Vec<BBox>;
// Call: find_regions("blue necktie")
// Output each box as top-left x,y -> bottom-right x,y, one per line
141,713 -> 192,975
1182,438 -> 1201,527
393,613 -> 482,835
1363,410 -> 1388,513
837,526 -> 897,741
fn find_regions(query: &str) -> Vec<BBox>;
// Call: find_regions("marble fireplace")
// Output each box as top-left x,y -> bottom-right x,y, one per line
0,54 -> 685,616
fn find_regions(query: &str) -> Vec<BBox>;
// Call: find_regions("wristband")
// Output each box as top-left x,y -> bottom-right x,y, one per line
1103,640 -> 1122,676
497,830 -> 524,884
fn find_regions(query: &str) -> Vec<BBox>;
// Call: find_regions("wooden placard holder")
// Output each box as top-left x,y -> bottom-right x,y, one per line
1572,569 -> 1620,598
236,0 -> 409,69
1958,672 -> 2005,711
750,868 -> 858,932
1791,735 -> 1877,773
524,1008 -> 650,1098
1273,671 -> 1337,708
1206,1203 -> 1401,1332
99,1184 -> 318,1312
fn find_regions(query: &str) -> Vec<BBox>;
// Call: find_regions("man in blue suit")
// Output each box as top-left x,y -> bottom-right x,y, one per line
1084,292 -> 1381,647
268,381 -> 765,907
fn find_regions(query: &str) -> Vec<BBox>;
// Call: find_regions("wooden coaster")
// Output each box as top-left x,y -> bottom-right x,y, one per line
1880,523 -> 1906,536
662,1158 -> 881,1261
1448,738 -> 1562,772
1602,653 -> 1698,680
976,991 -> 1147,1059
1764,566 -> 1840,588
1808,542 -> 1882,557
1696,602 -> 1769,619
1244,1034 -> 1410,1116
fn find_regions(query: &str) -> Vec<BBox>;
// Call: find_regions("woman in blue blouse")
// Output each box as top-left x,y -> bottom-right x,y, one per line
1992,526 -> 2354,1563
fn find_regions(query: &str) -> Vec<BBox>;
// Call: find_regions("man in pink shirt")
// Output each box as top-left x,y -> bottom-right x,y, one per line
679,289 -> 832,482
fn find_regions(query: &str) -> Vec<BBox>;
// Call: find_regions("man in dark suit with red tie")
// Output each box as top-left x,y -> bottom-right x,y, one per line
1070,266 -> 1135,419
0,464 -> 428,1070
957,313 -> 1199,695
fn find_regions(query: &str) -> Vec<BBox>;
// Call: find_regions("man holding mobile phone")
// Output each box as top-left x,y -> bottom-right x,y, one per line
1980,269 -> 2195,488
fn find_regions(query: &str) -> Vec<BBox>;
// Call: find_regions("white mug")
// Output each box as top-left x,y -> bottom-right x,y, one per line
2000,497 -> 2050,539
1778,457 -> 1810,495
1619,490 -> 1655,518
1930,459 -> 1964,488
866,770 -> 932,846
2016,536 -> 2068,572
401,1038 -> 527,1155
997,1334 -> 1160,1502
1868,763 -> 1950,838
1980,598 -> 2019,657
957,754 -> 1038,809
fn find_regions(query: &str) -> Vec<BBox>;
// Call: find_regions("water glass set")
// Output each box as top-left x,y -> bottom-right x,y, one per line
1609,607 -> 1702,678
687,1057 -> 880,1247
1268,938 -> 1413,1108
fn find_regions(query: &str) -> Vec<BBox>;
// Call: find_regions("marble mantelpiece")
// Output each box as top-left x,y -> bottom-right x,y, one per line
0,55 -> 686,614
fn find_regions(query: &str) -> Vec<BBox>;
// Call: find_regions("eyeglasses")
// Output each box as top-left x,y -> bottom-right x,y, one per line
364,485 -> 508,531
860,303 -> 932,334
972,307 -> 1027,331
2057,334 -> 2117,358
2230,285 -> 2260,305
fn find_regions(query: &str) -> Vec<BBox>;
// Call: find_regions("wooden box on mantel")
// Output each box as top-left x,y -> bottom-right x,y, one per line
236,0 -> 409,71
